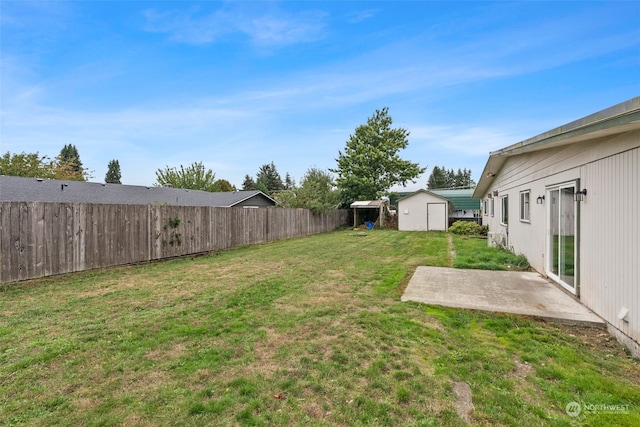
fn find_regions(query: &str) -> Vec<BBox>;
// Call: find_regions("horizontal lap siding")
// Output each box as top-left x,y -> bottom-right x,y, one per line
1,204 -> 347,283
491,133 -> 639,193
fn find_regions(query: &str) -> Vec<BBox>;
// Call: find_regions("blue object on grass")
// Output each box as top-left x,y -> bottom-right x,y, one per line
365,221 -> 374,229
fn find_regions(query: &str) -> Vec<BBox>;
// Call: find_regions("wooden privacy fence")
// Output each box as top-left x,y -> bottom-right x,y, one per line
0,202 -> 348,283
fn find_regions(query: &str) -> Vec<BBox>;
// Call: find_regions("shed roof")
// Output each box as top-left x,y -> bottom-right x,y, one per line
473,96 -> 640,199
0,175 -> 277,207
350,200 -> 386,208
397,189 -> 449,204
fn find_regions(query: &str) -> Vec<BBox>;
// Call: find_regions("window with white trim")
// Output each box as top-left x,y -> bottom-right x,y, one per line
490,198 -> 494,217
483,199 -> 488,216
519,190 -> 530,222
500,195 -> 508,225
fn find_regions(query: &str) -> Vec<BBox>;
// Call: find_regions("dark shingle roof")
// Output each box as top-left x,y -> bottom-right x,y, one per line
0,176 -> 276,207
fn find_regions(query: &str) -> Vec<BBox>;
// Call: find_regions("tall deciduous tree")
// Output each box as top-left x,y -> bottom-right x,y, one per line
0,151 -> 53,178
105,159 -> 122,184
1,150 -> 88,181
297,167 -> 339,214
275,168 -> 339,214
154,162 -> 217,191
332,107 -> 425,206
213,179 -> 234,192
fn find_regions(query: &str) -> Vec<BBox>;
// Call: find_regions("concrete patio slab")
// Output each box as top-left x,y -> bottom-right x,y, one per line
401,266 -> 604,326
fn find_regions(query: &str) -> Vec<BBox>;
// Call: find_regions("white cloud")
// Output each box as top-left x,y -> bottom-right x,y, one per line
239,10 -> 327,46
142,7 -> 233,45
346,9 -> 380,24
409,125 -> 518,157
142,5 -> 327,47
3,1 -> 637,189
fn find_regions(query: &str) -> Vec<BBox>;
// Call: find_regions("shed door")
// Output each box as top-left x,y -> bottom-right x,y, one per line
427,203 -> 447,231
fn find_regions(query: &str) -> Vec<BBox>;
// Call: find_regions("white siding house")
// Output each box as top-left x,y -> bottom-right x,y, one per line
398,190 -> 449,231
473,97 -> 640,356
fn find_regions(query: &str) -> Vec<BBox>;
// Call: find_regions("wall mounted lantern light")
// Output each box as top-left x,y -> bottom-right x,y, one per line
536,195 -> 545,204
574,189 -> 587,202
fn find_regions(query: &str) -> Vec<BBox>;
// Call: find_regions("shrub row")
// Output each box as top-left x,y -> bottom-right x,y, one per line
448,220 -> 488,236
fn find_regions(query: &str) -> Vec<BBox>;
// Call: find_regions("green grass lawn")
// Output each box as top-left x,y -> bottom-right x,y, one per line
1,229 -> 638,426
451,235 -> 530,271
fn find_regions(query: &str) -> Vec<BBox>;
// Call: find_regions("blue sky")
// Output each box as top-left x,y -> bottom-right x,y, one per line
1,1 -> 638,191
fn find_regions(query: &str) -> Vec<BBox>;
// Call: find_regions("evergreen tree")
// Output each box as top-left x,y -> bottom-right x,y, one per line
453,168 -> 465,187
463,168 -> 476,187
255,181 -> 270,195
284,172 -> 295,190
105,159 -> 122,184
242,174 -> 256,190
445,168 -> 455,188
256,162 -> 284,195
427,166 -> 475,189
427,166 -> 448,189
58,144 -> 83,173
56,144 -> 87,180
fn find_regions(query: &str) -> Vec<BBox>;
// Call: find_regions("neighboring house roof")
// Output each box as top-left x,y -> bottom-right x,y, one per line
397,189 -> 479,211
0,176 -> 277,207
430,188 -> 480,211
473,96 -> 640,199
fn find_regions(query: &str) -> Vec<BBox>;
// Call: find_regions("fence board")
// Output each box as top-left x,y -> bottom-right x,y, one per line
0,203 -> 10,282
19,203 -> 30,280
33,203 -> 44,277
0,202 -> 347,283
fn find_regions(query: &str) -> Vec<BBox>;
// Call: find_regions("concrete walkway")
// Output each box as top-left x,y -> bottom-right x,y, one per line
402,266 -> 604,326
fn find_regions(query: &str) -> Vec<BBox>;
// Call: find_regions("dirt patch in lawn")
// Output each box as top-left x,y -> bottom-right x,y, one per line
557,323 -> 635,357
452,381 -> 474,422
145,342 -> 186,361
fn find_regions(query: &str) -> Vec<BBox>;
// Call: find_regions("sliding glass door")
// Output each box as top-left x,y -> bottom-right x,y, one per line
547,183 -> 577,293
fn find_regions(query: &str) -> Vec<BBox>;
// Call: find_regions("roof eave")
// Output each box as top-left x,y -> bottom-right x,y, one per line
473,97 -> 640,199
397,189 -> 449,203
228,191 -> 277,207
